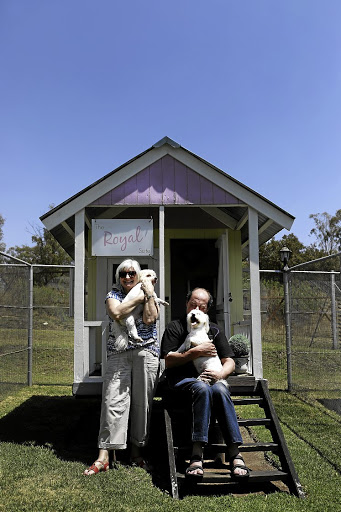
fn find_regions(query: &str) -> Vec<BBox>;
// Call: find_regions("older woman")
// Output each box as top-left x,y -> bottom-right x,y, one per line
84,259 -> 160,475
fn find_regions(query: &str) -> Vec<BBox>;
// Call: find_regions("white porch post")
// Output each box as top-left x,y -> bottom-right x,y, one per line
74,209 -> 86,383
159,206 -> 165,336
248,207 -> 263,379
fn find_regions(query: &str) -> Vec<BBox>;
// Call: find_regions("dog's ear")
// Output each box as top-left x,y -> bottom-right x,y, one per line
205,315 -> 210,333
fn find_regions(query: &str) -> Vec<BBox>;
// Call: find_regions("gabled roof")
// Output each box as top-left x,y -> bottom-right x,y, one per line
40,136 -> 294,258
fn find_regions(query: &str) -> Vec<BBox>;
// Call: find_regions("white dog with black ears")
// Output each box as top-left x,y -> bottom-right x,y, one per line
175,309 -> 228,386
112,269 -> 168,351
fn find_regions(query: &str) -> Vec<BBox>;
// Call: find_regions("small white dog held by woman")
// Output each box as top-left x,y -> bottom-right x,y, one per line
111,269 -> 168,351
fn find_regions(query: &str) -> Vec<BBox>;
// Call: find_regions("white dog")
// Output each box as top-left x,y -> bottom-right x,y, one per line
175,309 -> 227,386
111,269 -> 168,351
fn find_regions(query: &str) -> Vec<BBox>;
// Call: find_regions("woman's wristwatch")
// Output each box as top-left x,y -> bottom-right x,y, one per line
145,294 -> 153,301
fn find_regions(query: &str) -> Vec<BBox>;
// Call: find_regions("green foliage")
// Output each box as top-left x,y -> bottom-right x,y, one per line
259,233 -> 328,270
259,209 -> 341,271
0,212 -> 5,252
228,334 -> 251,357
8,208 -> 72,285
310,209 -> 341,254
9,228 -> 71,266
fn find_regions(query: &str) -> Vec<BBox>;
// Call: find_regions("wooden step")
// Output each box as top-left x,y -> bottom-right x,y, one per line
232,397 -> 264,405
238,418 -> 271,426
209,442 -> 279,453
176,469 -> 289,484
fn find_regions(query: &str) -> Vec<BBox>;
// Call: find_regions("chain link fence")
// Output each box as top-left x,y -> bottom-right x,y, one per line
1,254 -> 341,400
253,259 -> 341,392
0,261 -> 74,400
0,264 -> 30,398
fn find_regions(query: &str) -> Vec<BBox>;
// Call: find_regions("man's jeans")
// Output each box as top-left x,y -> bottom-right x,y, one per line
171,377 -> 243,446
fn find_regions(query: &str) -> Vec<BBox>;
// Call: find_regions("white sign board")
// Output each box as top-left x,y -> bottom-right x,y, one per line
92,219 -> 153,256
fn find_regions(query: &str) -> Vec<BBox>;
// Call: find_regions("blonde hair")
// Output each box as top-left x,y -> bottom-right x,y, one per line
115,259 -> 141,286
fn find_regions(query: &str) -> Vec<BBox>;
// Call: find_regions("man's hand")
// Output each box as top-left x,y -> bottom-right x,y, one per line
200,368 -> 223,384
192,342 -> 217,358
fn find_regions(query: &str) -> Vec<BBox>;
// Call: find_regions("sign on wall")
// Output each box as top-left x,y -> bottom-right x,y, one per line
92,219 -> 154,256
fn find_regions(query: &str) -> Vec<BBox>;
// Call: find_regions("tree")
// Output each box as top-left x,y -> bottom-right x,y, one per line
9,226 -> 71,265
259,233 -> 305,269
309,210 -> 341,254
259,233 -> 328,270
0,213 -> 5,252
9,211 -> 72,284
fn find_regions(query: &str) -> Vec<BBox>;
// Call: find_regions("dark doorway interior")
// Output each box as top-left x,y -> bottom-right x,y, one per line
170,239 -> 218,321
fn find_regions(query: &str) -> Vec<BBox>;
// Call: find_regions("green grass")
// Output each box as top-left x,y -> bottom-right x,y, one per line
1,385 -> 341,511
0,327 -> 73,393
1,310 -> 341,510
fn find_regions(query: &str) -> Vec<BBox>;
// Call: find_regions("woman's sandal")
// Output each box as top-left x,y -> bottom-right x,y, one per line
230,454 -> 250,479
185,455 -> 204,481
83,460 -> 109,476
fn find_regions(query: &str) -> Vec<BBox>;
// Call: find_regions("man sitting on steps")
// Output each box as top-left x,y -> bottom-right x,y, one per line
161,287 -> 250,480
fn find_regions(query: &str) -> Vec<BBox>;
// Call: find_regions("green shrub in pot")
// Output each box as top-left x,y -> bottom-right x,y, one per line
228,334 -> 250,358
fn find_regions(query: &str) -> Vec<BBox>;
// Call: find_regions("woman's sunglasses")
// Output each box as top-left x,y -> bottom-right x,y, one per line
119,270 -> 137,279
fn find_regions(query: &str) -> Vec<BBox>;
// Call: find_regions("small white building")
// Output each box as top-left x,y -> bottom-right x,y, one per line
41,137 -> 294,395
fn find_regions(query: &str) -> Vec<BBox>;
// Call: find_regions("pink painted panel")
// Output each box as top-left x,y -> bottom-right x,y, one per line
174,159 -> 188,204
149,159 -> 163,203
93,191 -> 112,205
212,183 -> 228,204
90,155 -> 243,207
187,168 -> 200,204
136,167 -> 150,204
162,155 -> 175,204
124,174 -> 138,203
111,183 -> 126,205
225,191 -> 241,204
200,175 -> 213,204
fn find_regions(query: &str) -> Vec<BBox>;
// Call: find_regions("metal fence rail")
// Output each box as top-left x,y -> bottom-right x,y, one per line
1,253 -> 341,400
0,258 -> 74,401
258,266 -> 341,391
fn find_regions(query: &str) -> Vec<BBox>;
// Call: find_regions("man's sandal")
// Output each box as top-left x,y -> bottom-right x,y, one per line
230,455 -> 250,479
83,460 -> 109,476
185,455 -> 204,481
131,457 -> 152,473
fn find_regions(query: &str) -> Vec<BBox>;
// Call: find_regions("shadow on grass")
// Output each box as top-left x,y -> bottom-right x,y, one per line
0,394 -> 174,494
0,395 -> 290,498
0,395 -> 102,464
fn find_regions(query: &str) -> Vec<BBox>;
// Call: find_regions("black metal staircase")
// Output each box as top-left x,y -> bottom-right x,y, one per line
157,377 -> 305,499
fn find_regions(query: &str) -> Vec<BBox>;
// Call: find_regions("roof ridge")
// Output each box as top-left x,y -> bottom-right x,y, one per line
153,136 -> 181,148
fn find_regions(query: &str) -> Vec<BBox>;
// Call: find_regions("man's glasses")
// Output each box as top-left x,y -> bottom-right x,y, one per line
188,301 -> 208,312
119,271 -> 137,278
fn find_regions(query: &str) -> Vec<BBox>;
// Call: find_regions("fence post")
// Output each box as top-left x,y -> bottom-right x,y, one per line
28,264 -> 33,386
283,269 -> 293,392
331,272 -> 338,349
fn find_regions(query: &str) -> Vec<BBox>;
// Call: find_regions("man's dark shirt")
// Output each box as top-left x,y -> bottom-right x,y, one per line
161,316 -> 235,382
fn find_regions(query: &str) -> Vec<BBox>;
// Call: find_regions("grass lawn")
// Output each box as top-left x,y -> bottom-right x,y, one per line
1,385 -> 341,512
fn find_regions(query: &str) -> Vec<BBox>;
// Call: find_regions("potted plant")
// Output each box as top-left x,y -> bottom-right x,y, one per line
228,334 -> 251,374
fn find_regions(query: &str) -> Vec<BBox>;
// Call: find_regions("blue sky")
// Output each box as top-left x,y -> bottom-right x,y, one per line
1,0 -> 340,250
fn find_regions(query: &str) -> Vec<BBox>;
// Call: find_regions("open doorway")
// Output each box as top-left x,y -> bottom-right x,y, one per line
170,239 -> 218,321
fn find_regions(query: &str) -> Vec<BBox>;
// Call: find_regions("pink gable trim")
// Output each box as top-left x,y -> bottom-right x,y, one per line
91,156 -> 241,206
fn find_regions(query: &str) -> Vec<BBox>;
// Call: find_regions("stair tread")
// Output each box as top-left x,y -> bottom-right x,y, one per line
233,398 -> 264,404
209,442 -> 279,452
177,469 -> 288,483
238,418 -> 272,425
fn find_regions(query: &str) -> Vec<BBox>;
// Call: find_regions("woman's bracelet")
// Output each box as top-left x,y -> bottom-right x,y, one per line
145,294 -> 153,301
